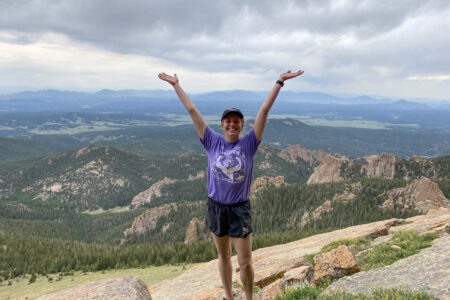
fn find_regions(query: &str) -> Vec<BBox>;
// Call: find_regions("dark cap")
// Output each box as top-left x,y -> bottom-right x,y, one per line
221,107 -> 244,120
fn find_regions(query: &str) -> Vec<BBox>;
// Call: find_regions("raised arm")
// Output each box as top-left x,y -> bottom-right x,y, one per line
158,72 -> 207,139
253,70 -> 304,141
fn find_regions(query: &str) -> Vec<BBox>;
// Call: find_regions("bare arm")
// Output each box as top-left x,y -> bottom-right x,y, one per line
253,70 -> 304,141
158,73 -> 207,139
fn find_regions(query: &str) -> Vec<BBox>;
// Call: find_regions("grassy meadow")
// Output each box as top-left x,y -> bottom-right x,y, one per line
0,264 -> 196,300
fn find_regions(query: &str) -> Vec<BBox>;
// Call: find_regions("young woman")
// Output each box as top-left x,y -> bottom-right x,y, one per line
158,70 -> 304,300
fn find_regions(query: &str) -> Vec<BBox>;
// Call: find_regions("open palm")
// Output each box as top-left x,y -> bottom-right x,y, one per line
158,72 -> 179,86
280,70 -> 304,82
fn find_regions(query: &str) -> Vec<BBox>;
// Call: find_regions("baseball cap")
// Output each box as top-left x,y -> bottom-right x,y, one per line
221,107 -> 244,120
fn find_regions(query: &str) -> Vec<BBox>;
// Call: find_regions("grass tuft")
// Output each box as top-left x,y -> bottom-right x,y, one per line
358,230 -> 439,271
277,286 -> 439,299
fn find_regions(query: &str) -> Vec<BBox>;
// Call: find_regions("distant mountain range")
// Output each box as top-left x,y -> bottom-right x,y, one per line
1,89 -> 448,131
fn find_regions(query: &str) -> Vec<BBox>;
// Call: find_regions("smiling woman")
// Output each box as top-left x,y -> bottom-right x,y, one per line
158,69 -> 303,300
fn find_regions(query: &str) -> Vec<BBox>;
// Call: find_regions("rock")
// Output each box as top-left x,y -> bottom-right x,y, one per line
277,144 -> 328,164
371,234 -> 393,246
307,154 -> 351,184
313,245 -> 360,284
188,288 -> 245,300
256,279 -> 285,300
129,177 -> 177,208
323,234 -> 450,299
282,265 -> 314,288
391,245 -> 401,250
184,217 -> 208,244
250,176 -> 285,199
312,200 -> 333,220
255,266 -> 313,300
367,225 -> 389,239
237,257 -> 311,288
362,153 -> 397,179
380,177 -> 449,213
149,211 -> 450,299
122,203 -> 177,243
367,218 -> 402,239
36,277 -> 151,300
445,222 -> 450,234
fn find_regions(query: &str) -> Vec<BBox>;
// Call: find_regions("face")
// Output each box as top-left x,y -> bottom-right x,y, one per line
221,114 -> 244,141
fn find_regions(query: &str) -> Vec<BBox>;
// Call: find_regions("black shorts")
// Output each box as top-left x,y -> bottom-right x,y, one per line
206,198 -> 252,238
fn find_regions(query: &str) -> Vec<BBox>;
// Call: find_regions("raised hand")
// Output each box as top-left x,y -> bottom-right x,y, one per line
158,72 -> 179,86
279,70 -> 304,82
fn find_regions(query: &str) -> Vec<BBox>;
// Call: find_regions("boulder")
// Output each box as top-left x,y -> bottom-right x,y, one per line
36,277 -> 151,300
237,257 -> 311,288
313,245 -> 360,284
282,265 -> 314,288
256,279 -> 285,300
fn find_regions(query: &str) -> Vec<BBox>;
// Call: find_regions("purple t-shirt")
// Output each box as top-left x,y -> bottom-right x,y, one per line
200,126 -> 260,204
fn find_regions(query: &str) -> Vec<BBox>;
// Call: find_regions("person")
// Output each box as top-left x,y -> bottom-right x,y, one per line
158,69 -> 304,300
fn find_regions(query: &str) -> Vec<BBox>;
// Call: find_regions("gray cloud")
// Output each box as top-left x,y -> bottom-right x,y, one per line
1,0 -> 450,97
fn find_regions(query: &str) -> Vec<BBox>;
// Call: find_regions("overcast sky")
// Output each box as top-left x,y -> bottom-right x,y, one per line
1,0 -> 449,100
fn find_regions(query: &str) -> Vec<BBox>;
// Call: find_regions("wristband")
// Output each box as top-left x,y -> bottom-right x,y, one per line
276,80 -> 284,87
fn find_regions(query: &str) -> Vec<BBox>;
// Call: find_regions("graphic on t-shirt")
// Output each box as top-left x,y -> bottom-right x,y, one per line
213,149 -> 246,183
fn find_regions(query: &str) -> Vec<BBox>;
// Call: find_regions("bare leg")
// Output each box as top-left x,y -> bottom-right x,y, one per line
212,233 -> 233,300
232,234 -> 254,300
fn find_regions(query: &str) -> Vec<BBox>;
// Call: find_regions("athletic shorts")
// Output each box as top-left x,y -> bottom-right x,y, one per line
206,198 -> 252,238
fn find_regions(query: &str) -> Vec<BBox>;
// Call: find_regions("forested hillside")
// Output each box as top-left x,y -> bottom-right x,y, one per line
0,140 -> 449,283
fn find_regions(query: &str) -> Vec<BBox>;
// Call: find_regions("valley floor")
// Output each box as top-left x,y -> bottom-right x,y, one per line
0,264 -> 196,300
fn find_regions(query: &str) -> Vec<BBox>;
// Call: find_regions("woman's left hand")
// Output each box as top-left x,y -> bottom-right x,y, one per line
279,70 -> 304,82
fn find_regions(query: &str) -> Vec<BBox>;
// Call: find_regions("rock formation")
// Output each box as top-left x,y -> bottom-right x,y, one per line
184,217 -> 208,244
362,153 -> 397,179
250,176 -> 284,198
149,208 -> 449,299
130,171 -> 205,209
307,155 -> 351,184
129,177 -> 177,209
277,144 -> 328,164
36,277 -> 152,300
312,200 -> 333,220
380,177 -> 449,213
122,203 -> 177,243
323,234 -> 450,299
313,245 -> 360,283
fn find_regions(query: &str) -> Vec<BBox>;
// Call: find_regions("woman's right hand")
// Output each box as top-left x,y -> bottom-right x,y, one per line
158,72 -> 179,86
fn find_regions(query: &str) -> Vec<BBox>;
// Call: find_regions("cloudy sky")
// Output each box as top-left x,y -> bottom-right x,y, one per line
1,0 -> 449,100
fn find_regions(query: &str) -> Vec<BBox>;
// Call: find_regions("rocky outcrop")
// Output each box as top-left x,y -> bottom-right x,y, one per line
312,200 -> 333,220
150,208 -> 449,299
362,153 -> 397,179
323,234 -> 450,299
332,182 -> 362,203
122,203 -> 177,243
237,257 -> 311,288
307,155 -> 351,184
380,177 -> 450,213
129,177 -> 177,209
71,145 -> 96,158
184,217 -> 208,244
250,176 -> 284,198
313,245 -> 360,283
278,145 -> 328,164
36,277 -> 151,300
130,172 -> 205,209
